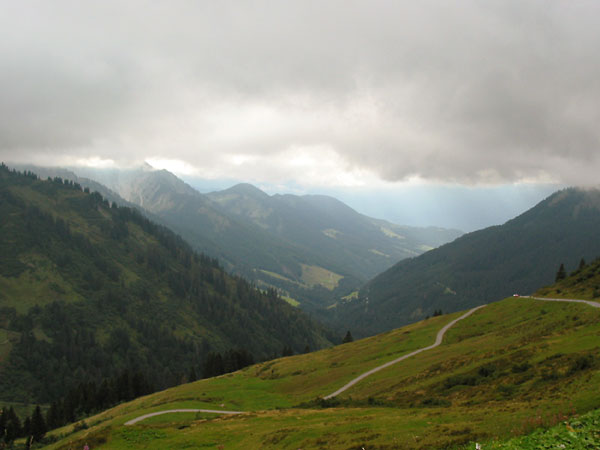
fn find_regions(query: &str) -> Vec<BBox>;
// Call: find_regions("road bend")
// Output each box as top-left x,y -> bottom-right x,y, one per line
323,304 -> 487,399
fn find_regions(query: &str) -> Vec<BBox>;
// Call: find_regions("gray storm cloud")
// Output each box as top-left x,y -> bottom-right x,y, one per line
1,0 -> 599,185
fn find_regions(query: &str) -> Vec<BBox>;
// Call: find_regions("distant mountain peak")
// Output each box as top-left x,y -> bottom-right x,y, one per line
223,183 -> 270,199
141,161 -> 155,171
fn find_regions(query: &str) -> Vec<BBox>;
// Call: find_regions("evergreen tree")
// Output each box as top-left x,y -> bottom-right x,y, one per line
4,407 -> 21,444
189,366 -> 198,382
31,405 -> 47,442
556,263 -> 567,281
23,416 -> 31,439
202,352 -> 224,378
0,407 -> 6,440
579,258 -> 587,271
46,402 -> 61,430
342,331 -> 354,343
281,345 -> 294,357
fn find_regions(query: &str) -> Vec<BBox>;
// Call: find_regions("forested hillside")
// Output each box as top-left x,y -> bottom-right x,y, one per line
39,165 -> 461,313
335,187 -> 600,337
0,165 -> 332,406
207,183 -> 461,279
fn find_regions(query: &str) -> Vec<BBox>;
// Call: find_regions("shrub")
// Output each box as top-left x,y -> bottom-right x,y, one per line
420,397 -> 451,407
73,420 -> 88,431
477,365 -> 496,377
496,384 -> 517,397
511,362 -> 531,373
444,374 -> 479,389
569,355 -> 594,374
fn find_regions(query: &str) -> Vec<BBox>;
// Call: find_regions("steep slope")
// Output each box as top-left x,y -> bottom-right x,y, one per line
10,164 -> 142,213
208,184 -> 462,280
107,171 -> 342,309
41,165 -> 461,312
335,187 -> 600,337
0,165 -> 332,404
14,166 -> 324,301
44,295 -> 600,449
535,255 -> 600,300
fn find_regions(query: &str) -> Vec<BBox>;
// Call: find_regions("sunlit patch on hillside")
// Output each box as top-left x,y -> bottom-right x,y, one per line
300,264 -> 343,290
369,249 -> 390,257
380,227 -> 405,239
322,228 -> 341,239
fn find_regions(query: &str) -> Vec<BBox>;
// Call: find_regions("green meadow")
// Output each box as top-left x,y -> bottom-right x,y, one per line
44,296 -> 600,449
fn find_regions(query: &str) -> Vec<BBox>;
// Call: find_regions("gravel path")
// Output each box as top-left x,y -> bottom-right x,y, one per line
126,295 -> 600,424
323,304 -> 487,399
125,408 -> 243,425
524,295 -> 600,308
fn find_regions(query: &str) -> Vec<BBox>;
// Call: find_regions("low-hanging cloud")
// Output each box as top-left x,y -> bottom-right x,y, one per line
1,0 -> 599,186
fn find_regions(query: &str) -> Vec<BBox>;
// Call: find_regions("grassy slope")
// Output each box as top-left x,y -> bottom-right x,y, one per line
489,407 -> 600,449
536,257 -> 600,300
45,297 -> 600,449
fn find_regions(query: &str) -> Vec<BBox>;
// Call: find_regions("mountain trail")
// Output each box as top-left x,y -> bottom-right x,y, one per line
125,409 -> 243,426
126,296 -> 598,424
324,304 -> 487,399
524,295 -> 600,308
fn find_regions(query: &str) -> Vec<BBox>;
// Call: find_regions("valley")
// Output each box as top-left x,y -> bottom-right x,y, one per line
2,168 -> 600,449
12,164 -> 462,317
3,4 -> 600,448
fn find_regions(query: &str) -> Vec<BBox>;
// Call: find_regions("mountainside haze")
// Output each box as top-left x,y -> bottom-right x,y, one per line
18,164 -> 462,315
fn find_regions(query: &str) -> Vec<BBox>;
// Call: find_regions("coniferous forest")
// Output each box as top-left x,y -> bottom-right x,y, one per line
0,165 -> 333,420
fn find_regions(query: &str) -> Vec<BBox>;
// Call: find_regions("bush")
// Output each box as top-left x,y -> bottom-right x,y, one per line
477,365 -> 496,377
444,374 -> 479,389
541,369 -> 560,381
569,355 -> 594,374
496,384 -> 517,397
73,420 -> 88,431
420,397 -> 451,407
511,362 -> 531,373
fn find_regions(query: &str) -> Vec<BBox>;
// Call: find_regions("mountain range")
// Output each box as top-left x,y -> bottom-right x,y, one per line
5,162 -> 600,449
13,164 -> 462,313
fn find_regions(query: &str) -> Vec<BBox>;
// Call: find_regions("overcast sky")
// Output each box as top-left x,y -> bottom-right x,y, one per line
1,1 -> 598,201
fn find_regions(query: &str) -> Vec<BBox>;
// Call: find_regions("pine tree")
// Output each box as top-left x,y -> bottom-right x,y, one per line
0,407 -> 6,440
342,331 -> 354,343
579,258 -> 586,271
556,263 -> 567,282
31,405 -> 47,442
4,407 -> 21,444
189,366 -> 198,382
23,416 -> 31,439
46,402 -> 61,430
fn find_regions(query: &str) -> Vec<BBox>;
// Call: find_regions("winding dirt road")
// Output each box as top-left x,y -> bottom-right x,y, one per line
125,296 -> 599,424
124,408 -> 243,425
524,295 -> 600,308
324,304 -> 487,399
